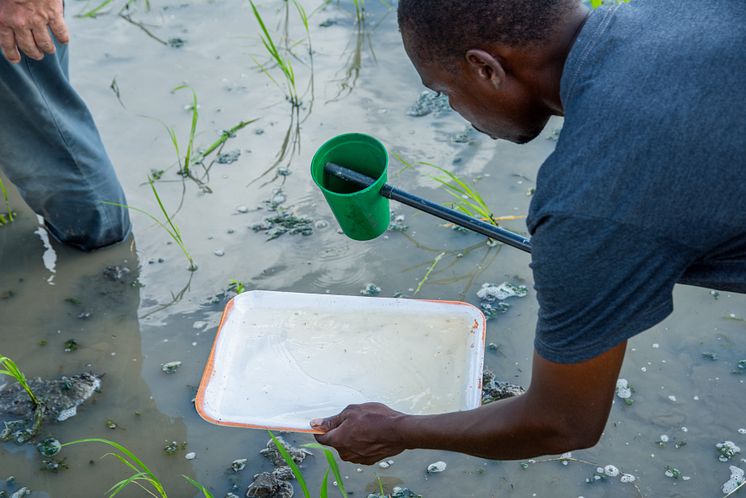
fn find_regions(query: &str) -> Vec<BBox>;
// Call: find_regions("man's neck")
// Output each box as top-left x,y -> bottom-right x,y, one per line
541,4 -> 591,115
507,3 -> 591,116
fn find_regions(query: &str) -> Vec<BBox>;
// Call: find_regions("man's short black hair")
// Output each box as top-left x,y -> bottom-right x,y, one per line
398,0 -> 576,64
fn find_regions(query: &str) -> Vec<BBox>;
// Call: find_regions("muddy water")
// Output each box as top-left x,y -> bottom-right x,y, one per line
0,0 -> 744,497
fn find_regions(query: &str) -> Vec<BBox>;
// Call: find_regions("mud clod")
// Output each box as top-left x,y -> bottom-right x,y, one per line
260,436 -> 311,467
246,469 -> 294,498
482,369 -> 525,404
0,373 -> 101,425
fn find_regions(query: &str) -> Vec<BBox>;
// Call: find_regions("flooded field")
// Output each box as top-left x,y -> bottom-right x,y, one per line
0,0 -> 744,497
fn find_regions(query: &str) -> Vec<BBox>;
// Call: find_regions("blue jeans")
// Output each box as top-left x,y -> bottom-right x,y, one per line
0,37 -> 130,251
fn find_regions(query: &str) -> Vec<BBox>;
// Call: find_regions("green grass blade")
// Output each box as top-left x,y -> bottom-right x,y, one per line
250,54 -> 282,89
251,1 -> 281,63
268,431 -> 311,498
291,0 -> 309,33
250,0 -> 298,101
0,178 -> 13,222
0,356 -> 38,405
319,469 -> 329,498
198,119 -> 259,159
76,0 -> 114,18
414,252 -> 445,295
103,198 -> 194,270
64,438 -> 166,497
432,176 -> 469,197
107,472 -> 158,498
183,475 -> 214,498
63,438 -> 154,478
303,444 -> 348,498
106,452 -> 144,477
424,163 -> 493,220
166,126 -> 181,169
102,202 -> 177,241
148,178 -> 182,243
173,85 -> 199,175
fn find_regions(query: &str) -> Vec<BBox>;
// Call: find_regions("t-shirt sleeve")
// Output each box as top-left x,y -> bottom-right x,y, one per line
530,214 -> 696,364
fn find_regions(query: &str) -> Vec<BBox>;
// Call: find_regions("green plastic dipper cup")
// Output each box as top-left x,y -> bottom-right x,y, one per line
311,133 -> 390,241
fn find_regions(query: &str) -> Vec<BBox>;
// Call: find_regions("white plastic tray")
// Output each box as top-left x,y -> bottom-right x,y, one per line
196,291 -> 486,433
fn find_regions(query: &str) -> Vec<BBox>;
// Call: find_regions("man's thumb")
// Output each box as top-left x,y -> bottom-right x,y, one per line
310,413 -> 342,433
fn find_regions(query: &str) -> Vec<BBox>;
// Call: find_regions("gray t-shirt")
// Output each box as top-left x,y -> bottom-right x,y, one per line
527,0 -> 746,364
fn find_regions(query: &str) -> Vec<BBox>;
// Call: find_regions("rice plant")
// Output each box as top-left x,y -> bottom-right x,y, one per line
228,279 -> 248,295
267,431 -> 348,498
413,251 -> 445,295
77,0 -> 149,19
78,0 -> 182,49
139,272 -> 193,319
590,0 -> 630,7
268,431 -> 311,497
425,162 -> 498,224
0,356 -> 39,407
0,177 -> 15,226
249,0 -> 314,184
0,355 -> 45,438
303,442 -> 349,498
328,0 -> 395,101
328,6 -> 374,102
392,152 -> 524,226
352,0 -> 365,24
118,12 -> 177,47
104,177 -> 197,271
150,85 -> 255,191
198,119 -> 259,180
62,438 -> 214,498
172,85 -> 199,179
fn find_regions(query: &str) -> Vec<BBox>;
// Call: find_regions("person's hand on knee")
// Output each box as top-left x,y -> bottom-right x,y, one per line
0,0 -> 69,63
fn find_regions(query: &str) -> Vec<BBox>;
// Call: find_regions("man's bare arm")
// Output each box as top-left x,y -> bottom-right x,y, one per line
313,341 -> 627,464
0,0 -> 69,63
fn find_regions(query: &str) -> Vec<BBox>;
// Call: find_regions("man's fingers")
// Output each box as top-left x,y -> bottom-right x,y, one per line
32,27 -> 56,54
14,29 -> 43,60
0,28 -> 21,64
48,16 -> 69,45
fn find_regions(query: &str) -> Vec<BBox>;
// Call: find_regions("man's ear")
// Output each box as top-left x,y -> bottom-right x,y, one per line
465,49 -> 506,89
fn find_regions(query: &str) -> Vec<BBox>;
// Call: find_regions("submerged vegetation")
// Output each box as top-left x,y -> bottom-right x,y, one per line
0,356 -> 39,408
105,177 -> 197,271
249,0 -> 315,184
0,178 -> 14,226
152,85 -> 256,192
62,438 -> 214,497
328,0 -> 377,102
0,356 -> 45,444
393,152 -> 525,227
267,431 -> 349,498
589,0 -> 631,7
76,0 -> 186,48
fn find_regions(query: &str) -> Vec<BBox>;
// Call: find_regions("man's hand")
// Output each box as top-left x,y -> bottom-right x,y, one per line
311,402 -> 408,465
0,0 -> 68,63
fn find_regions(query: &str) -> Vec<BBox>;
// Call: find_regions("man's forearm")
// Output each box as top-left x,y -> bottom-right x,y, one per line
314,344 -> 625,464
397,392 -> 591,460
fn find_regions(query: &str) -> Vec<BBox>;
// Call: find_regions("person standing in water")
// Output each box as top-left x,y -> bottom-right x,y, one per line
0,0 -> 130,250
